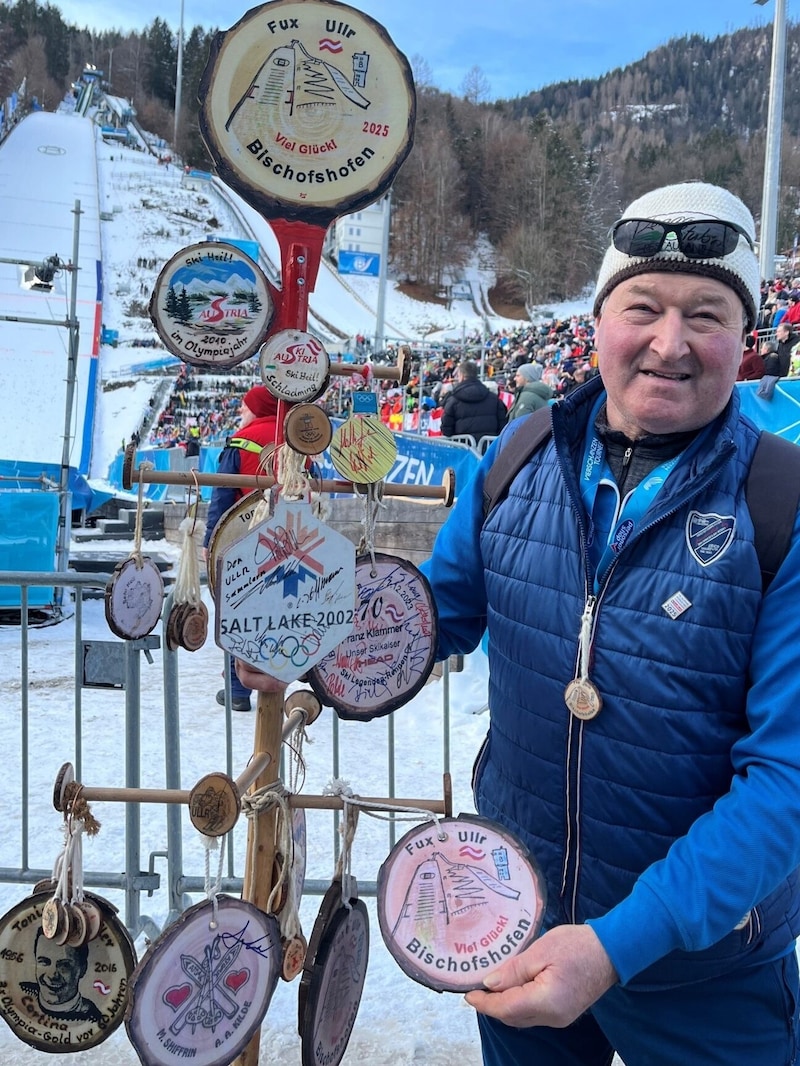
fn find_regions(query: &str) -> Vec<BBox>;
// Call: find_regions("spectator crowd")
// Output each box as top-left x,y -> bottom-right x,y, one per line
133,273 -> 800,454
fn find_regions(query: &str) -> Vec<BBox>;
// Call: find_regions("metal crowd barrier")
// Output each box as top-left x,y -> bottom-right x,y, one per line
0,570 -> 455,940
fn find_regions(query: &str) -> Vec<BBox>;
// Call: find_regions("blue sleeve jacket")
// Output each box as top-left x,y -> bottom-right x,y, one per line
421,375 -> 800,989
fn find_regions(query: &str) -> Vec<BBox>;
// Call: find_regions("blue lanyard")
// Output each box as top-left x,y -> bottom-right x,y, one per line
579,395 -> 703,592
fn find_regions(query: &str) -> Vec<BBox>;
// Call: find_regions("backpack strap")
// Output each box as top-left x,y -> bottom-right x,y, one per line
745,431 -> 800,592
482,406 -> 553,519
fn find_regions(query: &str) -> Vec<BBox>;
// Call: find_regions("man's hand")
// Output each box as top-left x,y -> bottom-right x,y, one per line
235,660 -> 288,695
465,925 -> 618,1029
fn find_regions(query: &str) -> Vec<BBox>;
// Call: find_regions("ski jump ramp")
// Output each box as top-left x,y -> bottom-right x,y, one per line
0,110 -> 102,478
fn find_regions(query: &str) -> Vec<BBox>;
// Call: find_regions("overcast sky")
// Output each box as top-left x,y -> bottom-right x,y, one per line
54,0 -> 786,100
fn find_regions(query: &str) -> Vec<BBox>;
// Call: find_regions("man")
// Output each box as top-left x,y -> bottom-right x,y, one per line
507,363 -> 553,421
440,360 -> 508,441
203,385 -> 280,711
736,333 -> 763,380
756,339 -> 783,400
421,182 -> 800,1065
775,319 -> 796,376
20,928 -> 103,1023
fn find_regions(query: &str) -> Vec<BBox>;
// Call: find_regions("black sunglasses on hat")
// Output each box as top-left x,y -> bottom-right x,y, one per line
611,217 -> 755,260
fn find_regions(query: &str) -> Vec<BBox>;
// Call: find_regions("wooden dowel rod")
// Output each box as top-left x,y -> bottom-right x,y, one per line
233,752 -> 272,796
125,465 -> 452,502
287,794 -> 447,813
80,785 -> 191,804
282,708 -> 305,740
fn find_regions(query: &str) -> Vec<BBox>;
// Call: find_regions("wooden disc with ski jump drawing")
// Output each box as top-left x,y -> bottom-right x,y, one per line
104,557 -> 164,640
199,0 -> 416,226
0,890 -> 136,1053
376,815 -> 546,993
125,895 -> 281,1066
149,241 -> 275,369
308,553 -> 437,720
298,881 -> 368,1066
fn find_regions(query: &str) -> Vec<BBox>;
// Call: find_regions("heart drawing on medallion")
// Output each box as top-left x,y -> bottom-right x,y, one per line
224,968 -> 250,993
163,983 -> 192,1009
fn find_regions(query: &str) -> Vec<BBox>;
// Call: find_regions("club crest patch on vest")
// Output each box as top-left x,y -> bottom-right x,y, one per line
686,510 -> 736,567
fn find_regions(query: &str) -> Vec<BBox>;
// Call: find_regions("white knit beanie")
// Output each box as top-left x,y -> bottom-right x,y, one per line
593,182 -> 760,330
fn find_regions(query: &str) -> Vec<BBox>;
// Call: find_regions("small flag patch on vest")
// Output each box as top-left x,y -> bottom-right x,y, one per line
662,590 -> 692,619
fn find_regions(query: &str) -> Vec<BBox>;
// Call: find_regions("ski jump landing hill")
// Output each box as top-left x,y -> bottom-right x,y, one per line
0,110 -> 103,594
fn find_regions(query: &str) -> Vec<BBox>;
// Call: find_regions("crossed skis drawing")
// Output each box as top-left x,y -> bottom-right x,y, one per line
167,936 -> 247,1036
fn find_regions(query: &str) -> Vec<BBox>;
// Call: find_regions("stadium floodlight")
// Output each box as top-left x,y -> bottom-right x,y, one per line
34,254 -> 63,286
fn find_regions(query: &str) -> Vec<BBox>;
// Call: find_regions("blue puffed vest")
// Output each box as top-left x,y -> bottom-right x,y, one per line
475,376 -> 800,988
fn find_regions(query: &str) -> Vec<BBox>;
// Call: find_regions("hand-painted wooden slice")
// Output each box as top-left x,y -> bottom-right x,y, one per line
281,933 -> 308,982
198,0 -> 416,227
308,553 -> 437,720
329,416 -> 397,483
0,890 -> 136,1052
284,403 -> 333,455
149,241 -> 274,369
299,896 -> 369,1066
188,773 -> 241,837
215,499 -> 356,683
259,330 -> 330,403
206,492 -> 271,598
104,557 -> 164,640
376,815 -> 546,993
125,896 -> 281,1066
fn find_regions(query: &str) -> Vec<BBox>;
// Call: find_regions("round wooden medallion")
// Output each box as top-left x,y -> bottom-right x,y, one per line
149,241 -> 274,369
104,556 -> 164,640
0,890 -> 136,1053
376,815 -> 546,993
52,761 -> 74,812
65,904 -> 88,949
206,492 -> 270,598
284,403 -> 333,456
297,880 -> 345,1035
179,602 -> 209,652
188,772 -> 241,837
329,416 -> 397,483
260,330 -> 330,403
198,0 -> 416,227
281,933 -> 308,982
299,897 -> 369,1066
308,553 -> 438,720
165,600 -> 186,652
125,896 -> 281,1066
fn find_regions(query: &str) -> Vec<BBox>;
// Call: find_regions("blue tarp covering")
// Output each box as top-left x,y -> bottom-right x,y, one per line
0,460 -> 114,513
0,492 -> 58,607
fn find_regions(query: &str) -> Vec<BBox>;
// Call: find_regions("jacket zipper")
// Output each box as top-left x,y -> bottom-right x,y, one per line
558,437 -> 733,923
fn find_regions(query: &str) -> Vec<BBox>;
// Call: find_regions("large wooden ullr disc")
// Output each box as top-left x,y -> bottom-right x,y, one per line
198,0 -> 416,226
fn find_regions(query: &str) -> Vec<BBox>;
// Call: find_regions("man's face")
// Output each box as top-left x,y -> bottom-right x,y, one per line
777,324 -> 791,341
595,273 -> 746,438
35,938 -> 84,1007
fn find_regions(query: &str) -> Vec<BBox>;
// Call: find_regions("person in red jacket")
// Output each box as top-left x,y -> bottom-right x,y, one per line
737,335 -> 764,381
203,385 -> 280,710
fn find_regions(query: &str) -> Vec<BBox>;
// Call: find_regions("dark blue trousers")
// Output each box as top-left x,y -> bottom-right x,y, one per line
478,951 -> 799,1066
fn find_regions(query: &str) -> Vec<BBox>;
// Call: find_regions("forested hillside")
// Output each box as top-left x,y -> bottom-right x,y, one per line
2,0 -> 799,307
